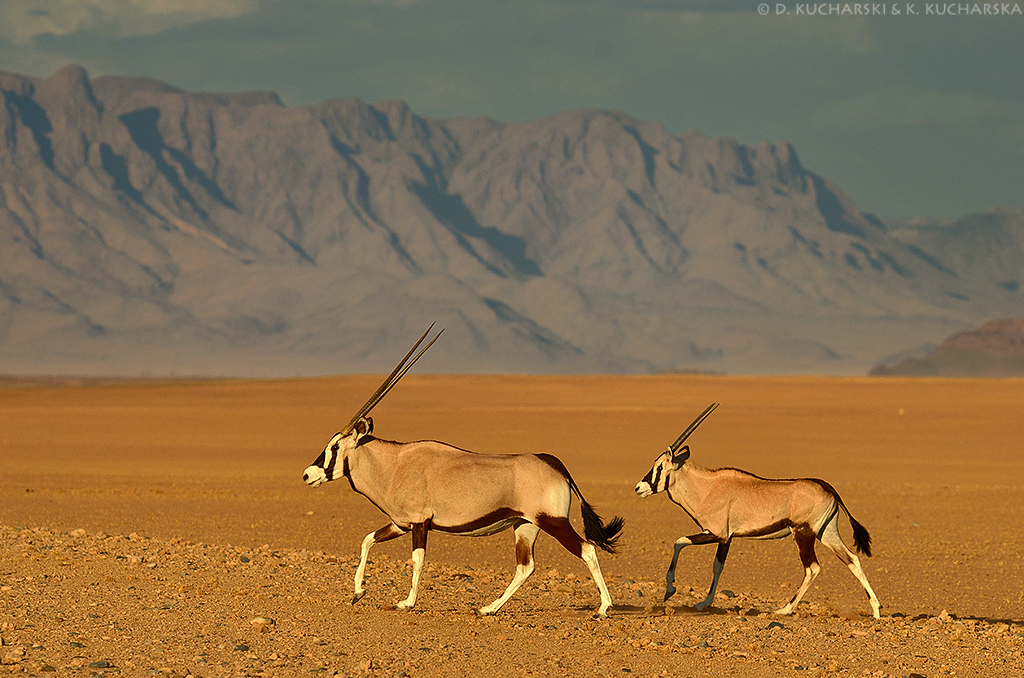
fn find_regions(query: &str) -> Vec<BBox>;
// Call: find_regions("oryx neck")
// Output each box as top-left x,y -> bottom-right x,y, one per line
667,461 -> 717,504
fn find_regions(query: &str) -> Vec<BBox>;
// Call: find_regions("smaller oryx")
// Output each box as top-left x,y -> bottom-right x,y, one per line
303,325 -> 624,616
635,403 -> 881,619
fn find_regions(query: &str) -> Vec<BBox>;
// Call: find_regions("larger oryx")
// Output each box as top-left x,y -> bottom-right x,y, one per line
303,326 -> 624,616
635,403 -> 881,619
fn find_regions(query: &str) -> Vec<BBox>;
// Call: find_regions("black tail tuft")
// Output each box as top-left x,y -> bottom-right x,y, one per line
581,500 -> 624,554
850,516 -> 872,557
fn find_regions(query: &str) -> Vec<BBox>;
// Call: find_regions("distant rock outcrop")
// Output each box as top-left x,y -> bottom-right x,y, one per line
871,318 -> 1024,377
1,65 -> 1021,376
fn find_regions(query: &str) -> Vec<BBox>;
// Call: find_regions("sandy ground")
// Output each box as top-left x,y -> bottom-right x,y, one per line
2,374 -> 1023,677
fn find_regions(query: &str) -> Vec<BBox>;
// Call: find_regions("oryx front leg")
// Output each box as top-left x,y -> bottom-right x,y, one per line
694,540 -> 731,610
477,521 -> 539,616
396,522 -> 429,611
354,523 -> 404,604
664,532 -> 720,602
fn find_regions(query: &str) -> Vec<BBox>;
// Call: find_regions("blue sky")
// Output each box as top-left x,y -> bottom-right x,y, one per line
1,0 -> 1021,220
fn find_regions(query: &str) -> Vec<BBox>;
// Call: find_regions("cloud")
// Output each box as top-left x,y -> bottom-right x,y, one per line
0,0 -> 257,43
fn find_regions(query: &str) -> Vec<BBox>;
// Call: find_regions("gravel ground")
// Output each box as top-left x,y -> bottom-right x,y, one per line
3,525 -> 1023,678
3,375 -> 1023,677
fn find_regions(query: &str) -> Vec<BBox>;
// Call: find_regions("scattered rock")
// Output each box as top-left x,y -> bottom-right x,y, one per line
251,617 -> 275,633
990,622 -> 1010,636
1,648 -> 25,665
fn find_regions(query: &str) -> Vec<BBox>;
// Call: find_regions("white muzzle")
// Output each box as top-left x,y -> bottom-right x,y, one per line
303,465 -> 327,488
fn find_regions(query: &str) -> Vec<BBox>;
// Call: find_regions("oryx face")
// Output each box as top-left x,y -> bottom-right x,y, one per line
635,451 -> 673,498
303,431 -> 349,488
303,418 -> 372,488
635,445 -> 689,498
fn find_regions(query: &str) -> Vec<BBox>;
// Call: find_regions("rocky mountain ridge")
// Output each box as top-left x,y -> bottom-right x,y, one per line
1,65 -> 1020,376
872,318 -> 1024,377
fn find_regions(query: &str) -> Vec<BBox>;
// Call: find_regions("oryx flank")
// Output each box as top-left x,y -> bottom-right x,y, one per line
303,325 -> 624,616
635,403 -> 881,619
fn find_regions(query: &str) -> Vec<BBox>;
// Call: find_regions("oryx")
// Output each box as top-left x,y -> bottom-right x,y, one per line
635,403 -> 881,619
303,325 -> 624,616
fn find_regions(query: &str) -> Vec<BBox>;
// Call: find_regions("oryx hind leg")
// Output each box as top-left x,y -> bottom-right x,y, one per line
664,531 -> 720,602
477,520 -> 539,616
818,517 -> 881,619
354,522 -> 404,604
775,529 -> 820,616
538,515 -> 613,617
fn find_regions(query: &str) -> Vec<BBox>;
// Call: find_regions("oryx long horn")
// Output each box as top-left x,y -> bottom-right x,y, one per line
669,402 -> 719,454
341,324 -> 444,435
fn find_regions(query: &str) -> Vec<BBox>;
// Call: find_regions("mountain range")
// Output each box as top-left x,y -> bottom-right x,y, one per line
1,64 -> 1021,376
871,318 -> 1024,377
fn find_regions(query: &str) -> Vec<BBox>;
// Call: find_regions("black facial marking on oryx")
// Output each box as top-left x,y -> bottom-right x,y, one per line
635,402 -> 881,619
302,324 -> 623,616
648,463 -> 663,491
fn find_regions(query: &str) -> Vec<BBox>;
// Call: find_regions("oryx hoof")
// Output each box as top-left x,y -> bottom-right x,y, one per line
663,587 -> 677,603
474,608 -> 496,617
352,591 -> 367,605
693,600 -> 712,611
773,607 -> 793,616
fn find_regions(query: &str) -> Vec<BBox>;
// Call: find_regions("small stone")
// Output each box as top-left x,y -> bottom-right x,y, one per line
240,555 -> 251,563
234,644 -> 249,652
251,617 -> 275,633
697,640 -> 710,649
70,528 -> 86,538
721,590 -> 736,598
767,621 -> 785,630
88,660 -> 111,668
2,649 -> 25,665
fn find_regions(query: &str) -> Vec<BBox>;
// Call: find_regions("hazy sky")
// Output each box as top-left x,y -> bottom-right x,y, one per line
1,0 -> 1021,220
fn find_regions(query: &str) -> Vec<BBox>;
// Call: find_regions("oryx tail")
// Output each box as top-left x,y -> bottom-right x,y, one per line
836,492 -> 872,557
542,453 -> 624,554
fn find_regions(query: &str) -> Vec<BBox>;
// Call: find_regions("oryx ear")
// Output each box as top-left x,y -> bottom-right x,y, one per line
355,417 -> 373,438
671,445 -> 690,468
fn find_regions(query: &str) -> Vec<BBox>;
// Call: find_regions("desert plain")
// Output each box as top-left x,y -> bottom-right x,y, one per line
1,373 -> 1023,677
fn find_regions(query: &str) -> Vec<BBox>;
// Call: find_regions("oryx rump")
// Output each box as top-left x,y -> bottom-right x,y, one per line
303,326 -> 623,616
635,403 -> 881,619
